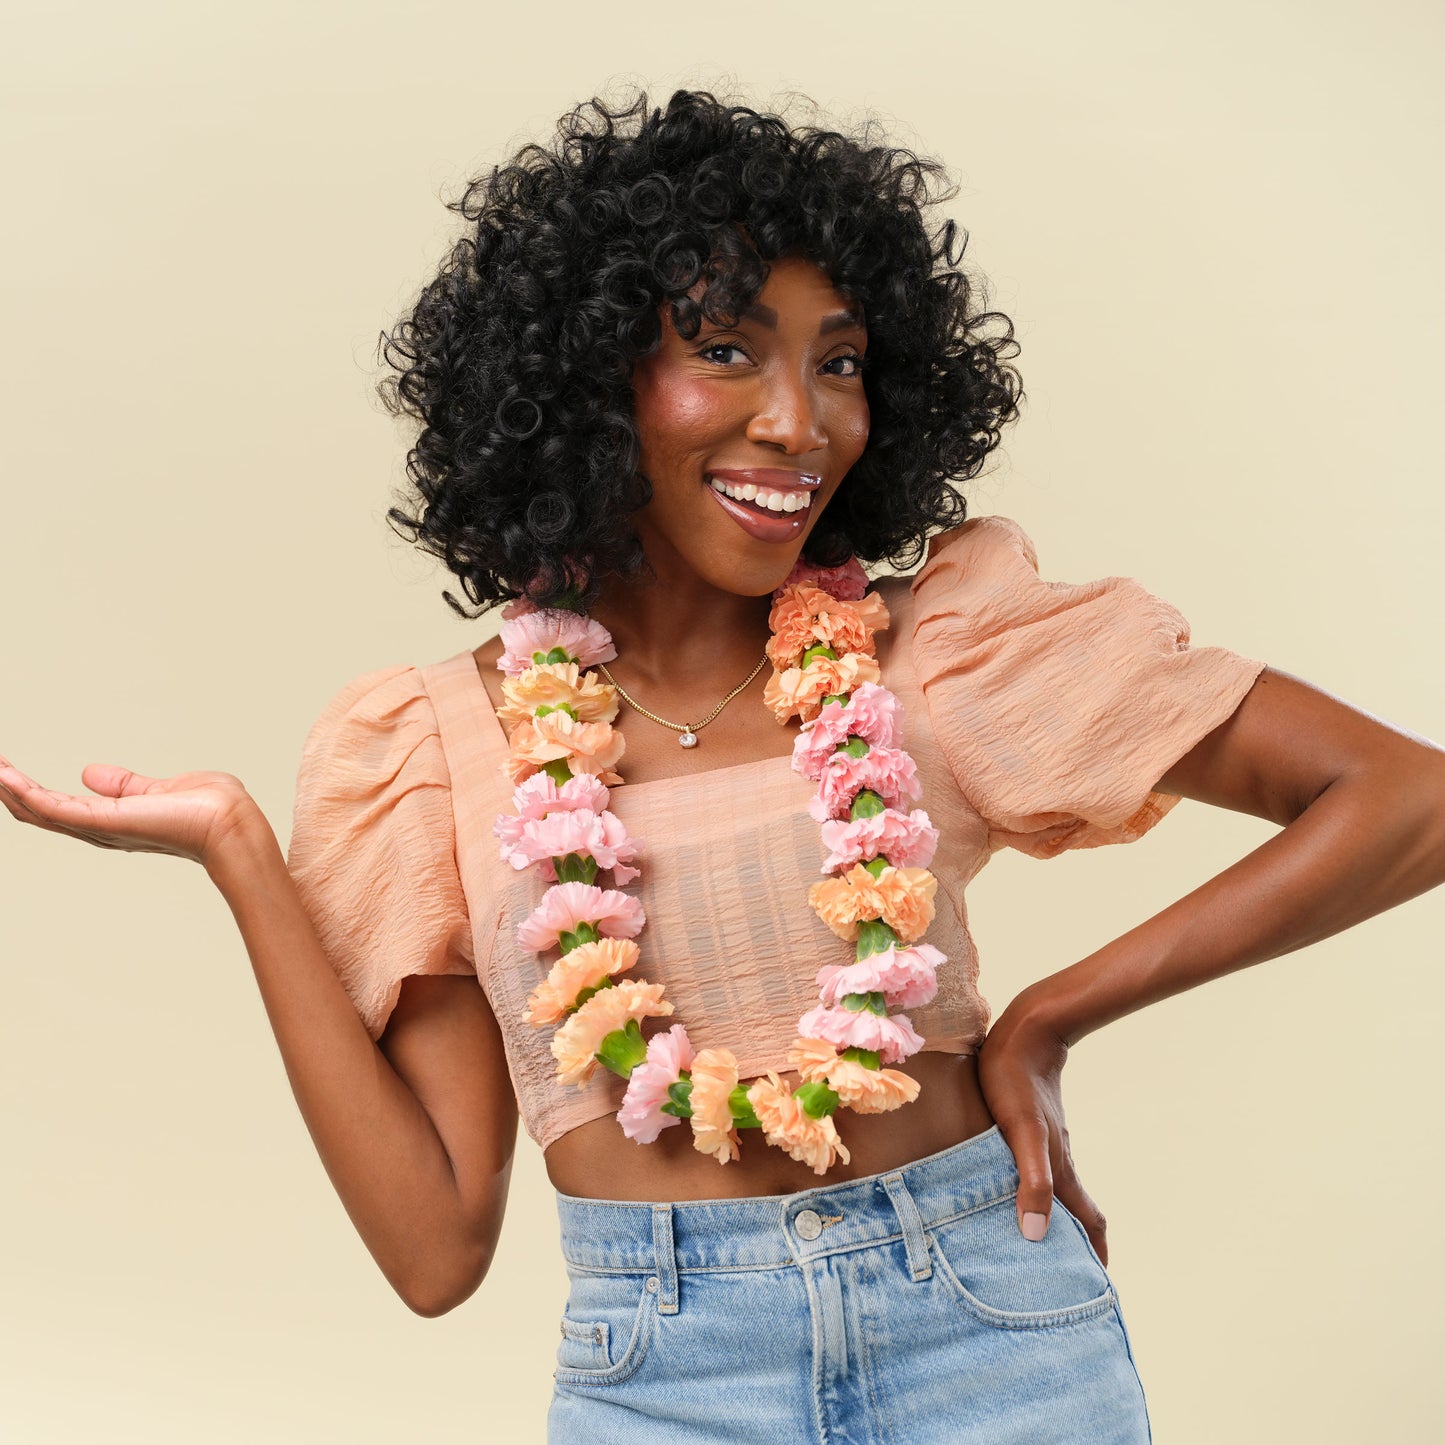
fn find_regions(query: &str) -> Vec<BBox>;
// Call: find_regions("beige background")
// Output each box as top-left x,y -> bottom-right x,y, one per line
2,2 -> 1441,1440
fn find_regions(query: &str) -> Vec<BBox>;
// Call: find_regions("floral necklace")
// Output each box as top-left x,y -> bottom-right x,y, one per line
490,556 -> 945,1175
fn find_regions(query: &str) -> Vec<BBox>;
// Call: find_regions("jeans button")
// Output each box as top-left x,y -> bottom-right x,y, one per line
795,1209 -> 823,1241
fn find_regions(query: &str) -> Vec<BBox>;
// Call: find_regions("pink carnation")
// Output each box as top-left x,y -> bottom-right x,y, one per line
791,683 -> 904,778
808,746 -> 922,822
498,808 -> 642,885
517,881 -> 646,952
815,943 -> 945,1010
509,771 -> 611,819
617,1024 -> 696,1144
774,555 -> 870,601
497,610 -> 618,677
819,808 -> 939,873
796,1004 -> 926,1065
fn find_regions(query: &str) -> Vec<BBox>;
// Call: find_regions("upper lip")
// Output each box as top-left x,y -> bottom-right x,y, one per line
708,468 -> 823,492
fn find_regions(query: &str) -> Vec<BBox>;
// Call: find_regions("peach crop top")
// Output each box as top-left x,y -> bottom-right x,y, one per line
285,515 -> 1267,1152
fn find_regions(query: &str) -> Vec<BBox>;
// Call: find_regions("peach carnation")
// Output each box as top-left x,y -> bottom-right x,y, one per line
550,980 -> 673,1087
524,938 -> 641,1027
786,1037 -> 922,1114
766,585 -> 888,671
504,711 -> 625,786
497,610 -> 617,676
688,1047 -> 742,1164
763,651 -> 882,725
745,1070 -> 851,1176
497,662 -> 619,727
517,881 -> 645,951
807,863 -> 938,943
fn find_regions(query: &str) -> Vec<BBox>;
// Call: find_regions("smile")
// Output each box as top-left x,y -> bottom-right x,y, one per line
707,476 -> 814,514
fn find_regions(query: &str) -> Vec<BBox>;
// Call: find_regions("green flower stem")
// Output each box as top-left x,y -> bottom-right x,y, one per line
559,921 -> 601,953
728,1085 -> 762,1130
542,758 -> 573,786
849,789 -> 886,819
841,990 -> 889,1016
571,976 -> 616,1010
800,643 -> 838,667
535,702 -> 579,721
820,692 -> 850,707
659,1074 -> 694,1119
595,1018 -> 648,1078
840,1046 -> 882,1070
836,736 -> 870,758
796,1081 -> 841,1119
553,852 -> 598,885
854,918 -> 900,959
862,855 -> 892,879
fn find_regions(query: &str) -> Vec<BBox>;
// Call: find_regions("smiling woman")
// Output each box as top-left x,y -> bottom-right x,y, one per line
2,80 -> 1443,1445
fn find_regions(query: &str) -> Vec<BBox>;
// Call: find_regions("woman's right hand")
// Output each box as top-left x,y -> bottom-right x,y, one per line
0,755 -> 263,869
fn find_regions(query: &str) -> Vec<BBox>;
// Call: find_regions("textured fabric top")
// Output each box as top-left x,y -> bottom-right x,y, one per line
285,515 -> 1267,1151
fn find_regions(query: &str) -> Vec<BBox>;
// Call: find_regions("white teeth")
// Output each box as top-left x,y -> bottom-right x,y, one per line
708,477 -> 813,514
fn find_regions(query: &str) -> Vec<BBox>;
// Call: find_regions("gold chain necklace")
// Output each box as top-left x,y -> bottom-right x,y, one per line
597,652 -> 769,748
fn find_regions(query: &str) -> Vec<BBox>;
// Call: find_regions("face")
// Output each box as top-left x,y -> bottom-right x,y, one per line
627,251 -> 871,597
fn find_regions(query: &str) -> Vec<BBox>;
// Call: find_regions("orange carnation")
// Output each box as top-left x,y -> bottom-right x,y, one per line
524,938 -> 640,1027
787,1037 -> 922,1115
807,864 -> 938,943
745,1070 -> 851,1175
765,585 -> 891,671
497,662 -> 619,728
762,651 -> 882,725
505,711 -> 625,786
549,980 -> 672,1087
688,1047 -> 742,1164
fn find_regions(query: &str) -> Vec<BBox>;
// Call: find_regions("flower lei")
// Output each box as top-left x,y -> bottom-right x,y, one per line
490,556 -> 944,1175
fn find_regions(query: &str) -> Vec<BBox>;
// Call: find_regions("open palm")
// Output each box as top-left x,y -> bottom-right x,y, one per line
0,757 -> 258,868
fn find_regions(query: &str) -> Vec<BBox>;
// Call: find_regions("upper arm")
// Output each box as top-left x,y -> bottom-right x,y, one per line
378,972 -> 520,1307
1153,664 -> 1445,824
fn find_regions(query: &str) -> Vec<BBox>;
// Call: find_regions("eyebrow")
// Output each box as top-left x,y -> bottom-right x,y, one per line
740,300 -> 865,333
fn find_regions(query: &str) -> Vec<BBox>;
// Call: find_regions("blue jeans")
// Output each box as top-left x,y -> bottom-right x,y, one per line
549,1123 -> 1153,1443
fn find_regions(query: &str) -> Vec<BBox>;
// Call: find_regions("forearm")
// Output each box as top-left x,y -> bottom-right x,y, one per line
205,812 -> 477,1312
1021,768 -> 1445,1047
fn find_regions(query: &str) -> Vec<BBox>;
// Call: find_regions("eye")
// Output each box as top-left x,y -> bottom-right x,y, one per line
824,352 -> 868,378
697,342 -> 749,365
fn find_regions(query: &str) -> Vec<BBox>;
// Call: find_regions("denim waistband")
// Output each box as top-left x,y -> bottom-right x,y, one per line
554,1124 -> 1019,1287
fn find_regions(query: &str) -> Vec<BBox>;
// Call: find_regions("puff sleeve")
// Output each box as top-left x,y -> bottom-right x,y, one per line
285,664 -> 475,1041
912,515 -> 1267,859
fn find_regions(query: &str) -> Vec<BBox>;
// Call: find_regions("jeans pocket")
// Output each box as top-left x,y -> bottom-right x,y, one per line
554,1268 -> 657,1386
928,1193 -> 1116,1330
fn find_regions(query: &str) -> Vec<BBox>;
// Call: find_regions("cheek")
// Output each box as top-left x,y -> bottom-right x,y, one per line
635,373 -> 730,450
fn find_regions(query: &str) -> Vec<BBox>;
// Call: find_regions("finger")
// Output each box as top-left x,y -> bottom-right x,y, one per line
80,763 -> 163,798
0,765 -> 129,837
1052,1168 -> 1110,1268
1003,1112 -> 1055,1242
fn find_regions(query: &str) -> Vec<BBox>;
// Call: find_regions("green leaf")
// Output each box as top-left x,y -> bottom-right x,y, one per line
559,921 -> 601,953
796,1081 -> 841,1118
854,918 -> 900,958
595,1018 -> 648,1077
849,789 -> 886,819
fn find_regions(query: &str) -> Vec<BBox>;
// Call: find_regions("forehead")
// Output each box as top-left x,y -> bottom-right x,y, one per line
682,254 -> 863,326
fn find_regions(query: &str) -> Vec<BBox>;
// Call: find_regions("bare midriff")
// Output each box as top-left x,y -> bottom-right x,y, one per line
543,1052 -> 995,1201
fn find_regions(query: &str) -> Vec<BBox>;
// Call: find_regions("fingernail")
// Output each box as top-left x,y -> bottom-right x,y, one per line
1021,1211 -> 1048,1242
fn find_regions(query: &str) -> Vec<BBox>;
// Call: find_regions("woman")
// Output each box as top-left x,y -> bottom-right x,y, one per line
3,88 -> 1442,1443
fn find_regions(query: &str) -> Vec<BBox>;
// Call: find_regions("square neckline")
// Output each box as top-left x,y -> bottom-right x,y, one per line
459,649 -> 799,795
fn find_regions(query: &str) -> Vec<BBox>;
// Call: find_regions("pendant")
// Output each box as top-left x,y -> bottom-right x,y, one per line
679,729 -> 698,749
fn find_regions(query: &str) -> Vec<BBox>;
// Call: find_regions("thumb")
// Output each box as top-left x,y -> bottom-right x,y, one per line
1007,1114 -> 1055,1243
80,764 -> 161,798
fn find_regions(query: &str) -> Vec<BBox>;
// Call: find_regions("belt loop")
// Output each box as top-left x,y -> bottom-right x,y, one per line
882,1172 -> 933,1281
651,1204 -> 679,1314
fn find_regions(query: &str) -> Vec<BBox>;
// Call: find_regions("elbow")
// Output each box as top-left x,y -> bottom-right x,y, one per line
401,1247 -> 493,1320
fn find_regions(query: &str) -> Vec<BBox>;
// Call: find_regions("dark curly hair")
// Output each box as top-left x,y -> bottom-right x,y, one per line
378,85 -> 1024,618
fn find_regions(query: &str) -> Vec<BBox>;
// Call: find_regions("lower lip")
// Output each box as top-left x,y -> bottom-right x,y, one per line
706,482 -> 812,544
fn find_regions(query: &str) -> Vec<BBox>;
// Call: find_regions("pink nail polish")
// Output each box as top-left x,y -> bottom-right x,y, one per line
1022,1211 -> 1048,1241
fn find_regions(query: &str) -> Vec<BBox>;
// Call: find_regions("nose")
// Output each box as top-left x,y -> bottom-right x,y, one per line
745,368 -> 827,454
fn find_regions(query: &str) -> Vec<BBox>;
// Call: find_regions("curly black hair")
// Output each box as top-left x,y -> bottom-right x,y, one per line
379,85 -> 1024,617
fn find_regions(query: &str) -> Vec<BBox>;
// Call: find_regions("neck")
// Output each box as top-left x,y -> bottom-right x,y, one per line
588,561 -> 774,689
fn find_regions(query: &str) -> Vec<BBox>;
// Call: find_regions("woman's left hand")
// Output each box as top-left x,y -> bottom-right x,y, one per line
976,988 -> 1110,1266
